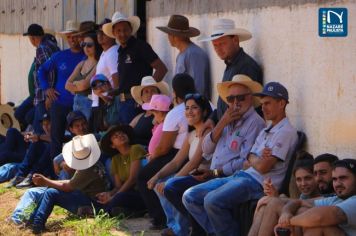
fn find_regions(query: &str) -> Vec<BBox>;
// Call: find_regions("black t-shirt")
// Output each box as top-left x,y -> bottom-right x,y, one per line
117,36 -> 158,93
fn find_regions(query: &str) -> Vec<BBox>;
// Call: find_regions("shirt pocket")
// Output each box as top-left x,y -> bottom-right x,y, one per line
228,136 -> 244,154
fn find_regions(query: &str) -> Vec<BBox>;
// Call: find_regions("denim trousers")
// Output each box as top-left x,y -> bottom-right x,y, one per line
49,102 -> 72,158
183,171 -> 264,236
32,189 -> 96,229
33,101 -> 46,134
0,128 -> 27,165
16,141 -> 53,178
154,176 -> 190,236
104,189 -> 146,215
0,163 -> 19,183
14,96 -> 34,128
108,98 -> 138,126
73,94 -> 92,122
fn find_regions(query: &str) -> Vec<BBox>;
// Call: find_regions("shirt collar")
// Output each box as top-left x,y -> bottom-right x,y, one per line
264,117 -> 289,133
225,47 -> 244,66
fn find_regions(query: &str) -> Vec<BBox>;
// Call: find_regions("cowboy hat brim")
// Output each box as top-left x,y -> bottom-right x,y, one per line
0,104 -> 20,136
156,26 -> 200,37
131,81 -> 170,105
62,134 -> 101,170
198,28 -> 252,42
56,30 -> 79,36
217,75 -> 262,107
102,16 -> 141,39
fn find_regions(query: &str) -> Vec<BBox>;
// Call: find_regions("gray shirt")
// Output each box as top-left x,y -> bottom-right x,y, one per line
202,107 -> 265,176
176,43 -> 211,99
245,117 -> 298,189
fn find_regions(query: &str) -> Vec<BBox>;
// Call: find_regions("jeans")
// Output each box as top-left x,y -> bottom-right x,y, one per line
155,176 -> 190,236
11,187 -> 47,224
0,128 -> 27,165
73,94 -> 92,122
0,163 -> 19,183
108,98 -> 138,125
32,189 -> 96,229
137,148 -> 178,225
14,96 -> 34,128
16,141 -> 53,178
33,101 -> 46,134
104,189 -> 146,215
49,102 -> 72,158
183,171 -> 264,236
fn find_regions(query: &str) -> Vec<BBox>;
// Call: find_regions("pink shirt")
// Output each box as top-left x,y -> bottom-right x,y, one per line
148,123 -> 164,154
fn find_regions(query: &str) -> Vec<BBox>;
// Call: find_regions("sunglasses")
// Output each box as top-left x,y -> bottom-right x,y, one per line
226,93 -> 251,103
185,93 -> 202,100
80,42 -> 95,48
91,81 -> 107,89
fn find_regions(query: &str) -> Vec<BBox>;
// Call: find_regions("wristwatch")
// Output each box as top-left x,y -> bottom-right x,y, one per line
213,169 -> 219,177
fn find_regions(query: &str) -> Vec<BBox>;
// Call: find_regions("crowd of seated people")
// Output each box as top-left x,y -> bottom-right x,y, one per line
0,11 -> 354,236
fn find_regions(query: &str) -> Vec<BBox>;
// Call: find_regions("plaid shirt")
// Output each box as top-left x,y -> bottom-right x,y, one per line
33,37 -> 60,105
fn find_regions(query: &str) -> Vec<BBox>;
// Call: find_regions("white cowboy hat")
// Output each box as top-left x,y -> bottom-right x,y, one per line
102,11 -> 140,39
199,18 -> 252,42
217,74 -> 262,107
57,20 -> 79,35
62,134 -> 101,170
0,104 -> 20,136
131,76 -> 170,105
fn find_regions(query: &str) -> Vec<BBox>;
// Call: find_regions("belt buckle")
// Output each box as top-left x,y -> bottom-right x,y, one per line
119,93 -> 125,102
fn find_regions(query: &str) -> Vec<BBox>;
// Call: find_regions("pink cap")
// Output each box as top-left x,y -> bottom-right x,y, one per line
142,94 -> 171,112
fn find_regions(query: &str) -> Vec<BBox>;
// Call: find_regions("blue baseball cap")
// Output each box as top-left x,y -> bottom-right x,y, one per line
254,82 -> 289,102
66,111 -> 86,127
90,74 -> 109,88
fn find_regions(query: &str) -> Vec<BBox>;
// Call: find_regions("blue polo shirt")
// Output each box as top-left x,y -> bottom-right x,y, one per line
117,36 -> 158,94
38,49 -> 85,107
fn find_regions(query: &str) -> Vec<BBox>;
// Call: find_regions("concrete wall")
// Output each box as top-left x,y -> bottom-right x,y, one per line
146,1 -> 356,158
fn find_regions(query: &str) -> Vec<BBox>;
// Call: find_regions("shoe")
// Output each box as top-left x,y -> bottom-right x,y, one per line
77,206 -> 94,217
161,228 -> 176,236
149,219 -> 166,230
5,176 -> 24,188
29,224 -> 45,234
16,174 -> 34,188
4,217 -> 27,229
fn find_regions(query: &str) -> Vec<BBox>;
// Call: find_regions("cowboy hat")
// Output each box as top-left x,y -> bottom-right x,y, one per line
100,125 -> 134,156
0,104 -> 20,136
72,21 -> 98,37
131,76 -> 170,105
157,15 -> 200,38
217,74 -> 262,107
62,134 -> 100,170
102,11 -> 140,39
199,18 -> 252,42
57,20 -> 79,35
142,94 -> 171,112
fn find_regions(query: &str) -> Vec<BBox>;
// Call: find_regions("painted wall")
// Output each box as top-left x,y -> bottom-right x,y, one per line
146,1 -> 356,158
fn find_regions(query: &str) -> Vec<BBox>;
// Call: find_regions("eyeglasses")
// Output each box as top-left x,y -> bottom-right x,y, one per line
80,42 -> 95,48
226,93 -> 251,103
185,93 -> 202,100
91,81 -> 107,89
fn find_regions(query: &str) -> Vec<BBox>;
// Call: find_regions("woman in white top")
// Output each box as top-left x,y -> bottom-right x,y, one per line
147,93 -> 212,236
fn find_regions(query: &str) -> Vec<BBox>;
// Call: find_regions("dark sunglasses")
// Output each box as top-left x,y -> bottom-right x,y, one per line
226,93 -> 251,103
80,42 -> 95,48
185,93 -> 202,101
91,81 -> 107,89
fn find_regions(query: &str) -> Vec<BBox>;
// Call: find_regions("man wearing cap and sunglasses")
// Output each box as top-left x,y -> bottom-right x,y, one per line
200,18 -> 263,127
157,15 -> 211,99
184,82 -> 298,236
102,12 -> 168,124
276,159 -> 356,236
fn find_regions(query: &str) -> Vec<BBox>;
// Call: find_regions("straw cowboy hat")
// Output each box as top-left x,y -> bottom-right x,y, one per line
217,74 -> 262,107
72,21 -> 98,36
100,125 -> 134,156
199,18 -> 252,42
0,104 -> 20,136
157,15 -> 200,37
131,76 -> 170,105
58,20 -> 79,35
62,134 -> 100,170
102,11 -> 140,39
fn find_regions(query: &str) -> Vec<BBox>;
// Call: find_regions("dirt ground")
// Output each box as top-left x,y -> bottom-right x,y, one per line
0,183 -> 160,236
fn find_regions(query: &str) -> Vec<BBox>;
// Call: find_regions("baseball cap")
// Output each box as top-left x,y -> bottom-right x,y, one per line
333,159 -> 356,174
90,74 -> 109,87
254,82 -> 289,102
23,24 -> 44,36
66,111 -> 86,127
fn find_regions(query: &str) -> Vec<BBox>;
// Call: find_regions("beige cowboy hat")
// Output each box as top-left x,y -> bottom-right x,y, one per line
199,18 -> 252,42
217,74 -> 262,107
57,20 -> 79,35
62,134 -> 101,170
157,15 -> 200,38
0,104 -> 20,136
131,76 -> 170,105
102,11 -> 140,39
